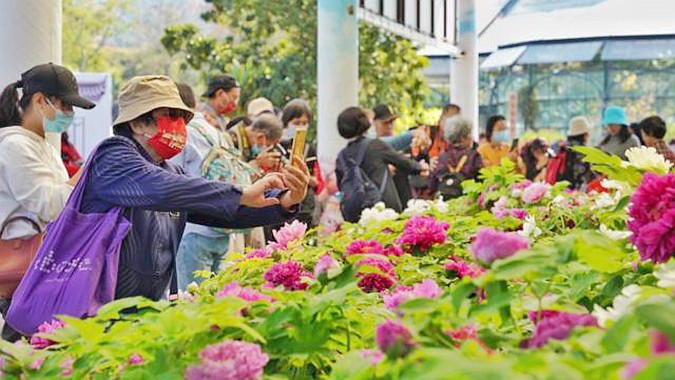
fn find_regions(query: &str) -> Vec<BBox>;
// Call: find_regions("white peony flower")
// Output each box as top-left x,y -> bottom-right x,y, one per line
592,284 -> 642,328
433,197 -> 450,213
654,262 -> 675,289
599,224 -> 633,241
600,179 -> 631,195
518,215 -> 542,238
552,195 -> 566,205
591,192 -> 618,210
623,146 -> 673,174
359,202 -> 399,226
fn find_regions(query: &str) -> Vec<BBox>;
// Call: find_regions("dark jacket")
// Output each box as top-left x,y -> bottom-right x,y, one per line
80,136 -> 295,300
336,137 -> 422,212
430,144 -> 482,194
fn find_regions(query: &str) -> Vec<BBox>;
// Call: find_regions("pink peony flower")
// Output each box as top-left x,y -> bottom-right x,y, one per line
356,257 -> 397,293
396,216 -> 449,254
360,349 -> 385,365
246,249 -> 271,260
267,220 -> 307,251
128,353 -> 144,365
60,357 -> 74,377
510,180 -> 533,198
444,256 -> 487,279
627,173 -> 675,263
30,319 -> 66,349
477,194 -> 486,208
621,359 -> 648,380
185,340 -> 269,380
382,280 -> 442,310
346,240 -> 384,255
216,282 -> 273,302
376,320 -> 416,358
523,310 -> 597,348
263,261 -> 312,291
470,228 -> 529,264
314,254 -> 339,277
30,357 -> 45,370
521,182 -> 550,204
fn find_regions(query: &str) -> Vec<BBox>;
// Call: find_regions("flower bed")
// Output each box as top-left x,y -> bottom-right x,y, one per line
0,147 -> 673,379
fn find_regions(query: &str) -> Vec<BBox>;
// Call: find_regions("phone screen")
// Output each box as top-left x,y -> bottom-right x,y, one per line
510,138 -> 520,151
290,127 -> 308,167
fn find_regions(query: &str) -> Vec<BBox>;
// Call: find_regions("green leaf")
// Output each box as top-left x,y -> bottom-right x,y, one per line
574,232 -> 625,273
635,303 -> 675,341
601,314 -> 637,353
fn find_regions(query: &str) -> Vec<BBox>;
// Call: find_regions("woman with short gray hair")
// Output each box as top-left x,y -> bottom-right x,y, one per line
431,116 -> 483,199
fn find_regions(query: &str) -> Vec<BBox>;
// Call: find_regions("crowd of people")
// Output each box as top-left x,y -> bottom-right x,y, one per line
0,62 -> 672,340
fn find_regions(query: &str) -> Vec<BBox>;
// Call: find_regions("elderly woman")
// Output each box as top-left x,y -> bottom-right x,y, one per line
597,106 -> 640,160
77,75 -> 309,300
430,116 -> 483,198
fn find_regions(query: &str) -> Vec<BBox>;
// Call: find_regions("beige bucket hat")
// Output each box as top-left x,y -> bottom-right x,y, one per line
247,97 -> 275,118
113,75 -> 194,127
568,116 -> 592,137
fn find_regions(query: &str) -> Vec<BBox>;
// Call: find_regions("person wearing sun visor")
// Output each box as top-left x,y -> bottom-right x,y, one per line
0,63 -> 95,341
73,75 -> 309,300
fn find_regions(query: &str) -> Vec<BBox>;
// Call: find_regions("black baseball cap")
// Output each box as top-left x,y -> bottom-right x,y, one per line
202,74 -> 240,97
373,104 -> 398,122
19,63 -> 95,109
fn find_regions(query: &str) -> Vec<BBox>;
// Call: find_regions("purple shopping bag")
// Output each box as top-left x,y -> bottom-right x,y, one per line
6,147 -> 131,335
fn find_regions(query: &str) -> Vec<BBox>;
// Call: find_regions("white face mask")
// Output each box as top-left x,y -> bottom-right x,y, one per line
366,126 -> 377,139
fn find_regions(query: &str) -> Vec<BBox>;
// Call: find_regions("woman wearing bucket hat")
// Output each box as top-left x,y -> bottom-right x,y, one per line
597,106 -> 640,160
0,63 -> 94,341
76,75 -> 309,301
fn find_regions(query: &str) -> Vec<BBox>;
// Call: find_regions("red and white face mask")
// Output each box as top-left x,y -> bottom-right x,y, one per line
145,115 -> 187,160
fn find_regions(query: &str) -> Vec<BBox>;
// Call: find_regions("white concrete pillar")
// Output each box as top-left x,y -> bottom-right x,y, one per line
0,0 -> 63,149
317,0 -> 359,176
450,0 -> 479,139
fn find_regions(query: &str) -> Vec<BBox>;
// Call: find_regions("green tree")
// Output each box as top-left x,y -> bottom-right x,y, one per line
162,0 -> 430,121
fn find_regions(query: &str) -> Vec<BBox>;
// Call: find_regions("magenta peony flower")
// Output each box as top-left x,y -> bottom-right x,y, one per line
521,182 -> 550,204
509,208 -> 528,220
650,330 -> 675,354
382,280 -> 442,310
356,257 -> 397,293
128,354 -> 144,365
383,244 -> 404,257
396,216 -> 449,254
346,240 -> 384,255
470,228 -> 529,264
375,320 -> 416,358
445,256 -> 487,279
245,249 -> 271,259
523,310 -> 597,348
621,359 -> 648,380
627,173 -> 675,263
360,349 -> 385,365
185,340 -> 269,380
446,324 -> 492,352
267,220 -> 307,251
314,254 -> 339,277
216,282 -> 273,302
263,261 -> 311,291
30,319 -> 66,349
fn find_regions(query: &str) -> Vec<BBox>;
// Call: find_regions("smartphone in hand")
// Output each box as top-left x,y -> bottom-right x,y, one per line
290,127 -> 308,167
510,138 -> 520,151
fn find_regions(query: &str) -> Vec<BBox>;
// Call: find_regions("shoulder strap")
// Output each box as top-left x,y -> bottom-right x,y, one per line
0,216 -> 41,236
379,168 -> 388,195
354,138 -> 371,166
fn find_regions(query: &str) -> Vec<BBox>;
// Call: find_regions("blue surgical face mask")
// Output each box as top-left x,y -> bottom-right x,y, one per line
41,98 -> 74,133
366,126 -> 377,139
285,122 -> 307,140
492,130 -> 511,143
251,145 -> 264,156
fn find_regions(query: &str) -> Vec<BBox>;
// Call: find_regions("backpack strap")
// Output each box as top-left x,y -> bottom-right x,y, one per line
354,138 -> 371,166
379,168 -> 388,196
